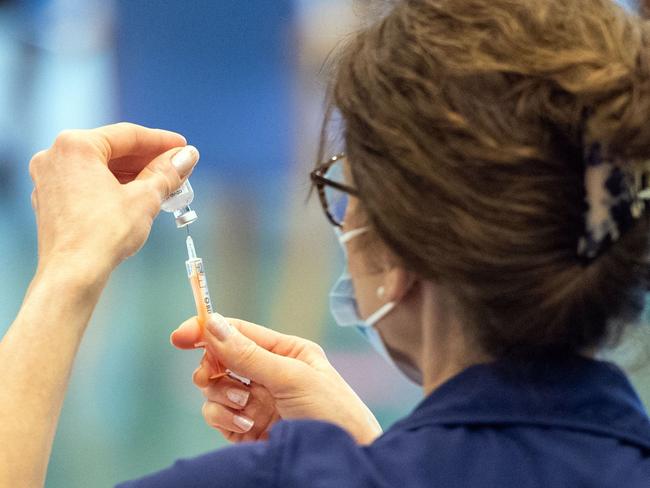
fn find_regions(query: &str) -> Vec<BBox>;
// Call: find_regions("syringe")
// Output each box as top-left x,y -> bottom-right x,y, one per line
185,232 -> 250,385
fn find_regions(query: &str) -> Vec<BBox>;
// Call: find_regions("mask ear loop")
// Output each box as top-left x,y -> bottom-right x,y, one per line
364,301 -> 397,328
339,226 -> 370,244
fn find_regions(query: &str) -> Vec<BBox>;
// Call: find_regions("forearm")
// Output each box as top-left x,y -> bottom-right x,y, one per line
0,258 -> 110,488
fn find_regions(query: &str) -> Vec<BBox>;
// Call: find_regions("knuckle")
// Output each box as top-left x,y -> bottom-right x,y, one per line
305,340 -> 326,358
54,129 -> 82,148
202,402 -> 233,430
114,121 -> 134,131
192,368 -> 206,387
28,161 -> 36,181
201,401 -> 216,422
202,385 -> 222,402
237,342 -> 259,370
53,130 -> 98,157
28,151 -> 46,180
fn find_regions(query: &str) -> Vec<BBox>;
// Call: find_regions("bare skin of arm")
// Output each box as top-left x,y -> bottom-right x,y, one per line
0,258 -> 111,487
0,123 -> 196,488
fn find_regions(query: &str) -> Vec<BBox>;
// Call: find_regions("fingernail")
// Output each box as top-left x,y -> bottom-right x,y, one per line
171,145 -> 199,177
233,414 -> 254,432
207,313 -> 233,341
227,389 -> 250,407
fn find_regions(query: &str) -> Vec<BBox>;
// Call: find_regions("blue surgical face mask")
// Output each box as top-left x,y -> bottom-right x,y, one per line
329,226 -> 423,385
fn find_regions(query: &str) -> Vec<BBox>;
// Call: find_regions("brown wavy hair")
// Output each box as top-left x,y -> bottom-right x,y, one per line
321,0 -> 650,356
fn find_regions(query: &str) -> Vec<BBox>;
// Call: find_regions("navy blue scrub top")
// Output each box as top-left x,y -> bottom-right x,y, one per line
117,356 -> 650,487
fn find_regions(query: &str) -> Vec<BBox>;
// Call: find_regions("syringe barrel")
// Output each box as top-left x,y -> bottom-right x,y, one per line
186,258 -> 214,319
184,252 -> 251,386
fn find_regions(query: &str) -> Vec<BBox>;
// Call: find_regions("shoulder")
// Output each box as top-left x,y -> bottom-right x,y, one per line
269,419 -> 380,487
115,420 -> 371,488
115,434 -> 279,488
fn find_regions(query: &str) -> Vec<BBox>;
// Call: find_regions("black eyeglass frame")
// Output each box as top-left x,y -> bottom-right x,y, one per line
310,153 -> 359,227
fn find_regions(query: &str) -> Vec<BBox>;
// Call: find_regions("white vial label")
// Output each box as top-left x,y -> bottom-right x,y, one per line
162,180 -> 194,213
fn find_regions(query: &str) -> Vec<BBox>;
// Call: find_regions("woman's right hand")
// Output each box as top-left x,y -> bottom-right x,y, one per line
170,314 -> 383,445
29,123 -> 197,278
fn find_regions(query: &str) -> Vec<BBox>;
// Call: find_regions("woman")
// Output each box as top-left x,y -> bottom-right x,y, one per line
2,0 -> 650,486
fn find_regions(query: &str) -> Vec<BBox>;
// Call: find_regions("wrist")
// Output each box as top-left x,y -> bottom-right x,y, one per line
349,409 -> 383,445
35,252 -> 112,294
16,254 -> 111,339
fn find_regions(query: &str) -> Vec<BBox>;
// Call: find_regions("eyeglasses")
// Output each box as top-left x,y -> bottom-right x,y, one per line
310,153 -> 359,227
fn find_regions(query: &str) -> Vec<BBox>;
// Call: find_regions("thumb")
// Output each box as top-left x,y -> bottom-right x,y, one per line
204,313 -> 305,388
127,145 -> 200,215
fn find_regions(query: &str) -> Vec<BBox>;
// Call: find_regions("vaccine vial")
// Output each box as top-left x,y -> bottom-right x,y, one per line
162,180 -> 198,228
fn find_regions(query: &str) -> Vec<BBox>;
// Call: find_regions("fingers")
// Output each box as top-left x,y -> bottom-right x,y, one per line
222,317 -> 299,354
177,315 -> 286,442
202,313 -> 305,387
217,415 -> 276,443
192,351 -> 222,388
173,313 -> 327,394
49,124 -> 186,169
170,317 -> 203,349
91,122 -> 186,161
218,411 -> 279,444
126,145 -> 199,217
202,376 -> 251,410
135,145 -> 198,195
202,401 -> 255,434
217,316 -> 327,364
171,315 -> 320,360
201,380 -> 278,441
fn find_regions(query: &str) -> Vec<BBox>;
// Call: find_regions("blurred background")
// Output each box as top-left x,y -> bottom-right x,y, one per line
0,1 -> 647,487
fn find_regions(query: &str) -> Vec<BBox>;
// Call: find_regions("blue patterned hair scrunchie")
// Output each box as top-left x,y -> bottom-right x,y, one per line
578,142 -> 650,262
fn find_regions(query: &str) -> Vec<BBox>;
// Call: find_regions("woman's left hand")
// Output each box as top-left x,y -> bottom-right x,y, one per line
191,350 -> 280,442
171,313 -> 383,445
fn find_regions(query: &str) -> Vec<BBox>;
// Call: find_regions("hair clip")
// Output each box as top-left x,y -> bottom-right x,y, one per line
577,143 -> 650,262
631,159 -> 650,217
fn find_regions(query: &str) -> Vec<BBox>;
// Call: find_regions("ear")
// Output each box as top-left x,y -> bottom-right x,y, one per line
383,266 -> 416,303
